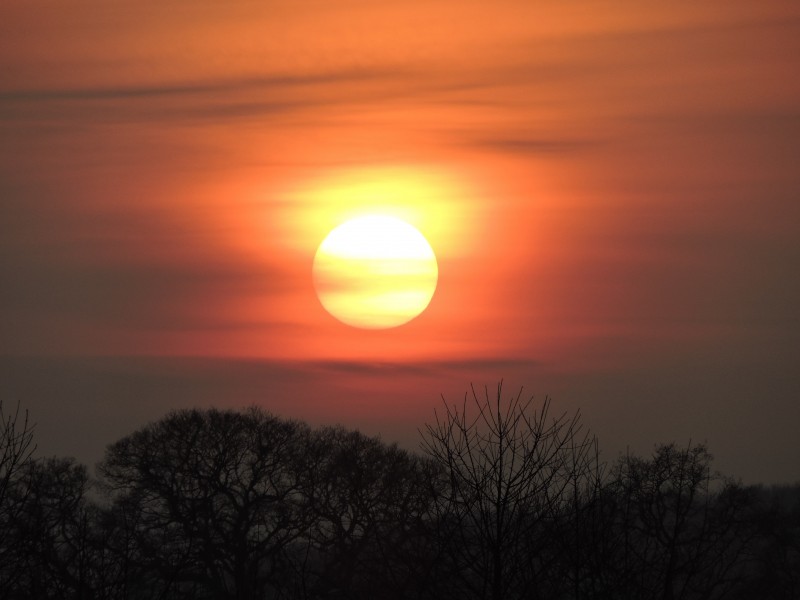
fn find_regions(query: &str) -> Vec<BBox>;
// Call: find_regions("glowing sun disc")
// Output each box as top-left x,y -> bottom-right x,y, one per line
313,216 -> 438,329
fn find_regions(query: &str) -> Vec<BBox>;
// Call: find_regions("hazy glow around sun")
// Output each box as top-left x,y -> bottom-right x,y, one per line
313,216 -> 438,329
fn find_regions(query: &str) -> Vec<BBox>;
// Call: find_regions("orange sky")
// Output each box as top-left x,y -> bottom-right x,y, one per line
2,0 -> 799,483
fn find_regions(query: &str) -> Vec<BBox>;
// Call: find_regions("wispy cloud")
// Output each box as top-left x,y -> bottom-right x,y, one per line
0,68 -> 420,125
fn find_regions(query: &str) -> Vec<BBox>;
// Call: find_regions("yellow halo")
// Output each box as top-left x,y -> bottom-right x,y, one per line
313,216 -> 438,329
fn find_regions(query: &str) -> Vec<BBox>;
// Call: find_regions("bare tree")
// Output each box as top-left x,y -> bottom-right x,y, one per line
419,382 -> 602,600
98,408 -> 440,600
0,400 -> 36,507
98,407 -> 315,600
5,457 -> 97,599
0,400 -> 36,595
606,442 -> 758,600
295,426 -> 440,600
734,483 -> 800,600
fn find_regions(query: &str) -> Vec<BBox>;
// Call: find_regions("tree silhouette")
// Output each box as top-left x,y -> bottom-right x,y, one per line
98,408 -> 441,600
296,426 -> 439,599
735,483 -> 800,599
99,407 -> 315,600
604,442 -> 758,600
1,390 -> 792,599
0,400 -> 36,595
5,457 -> 98,599
419,383 -> 602,600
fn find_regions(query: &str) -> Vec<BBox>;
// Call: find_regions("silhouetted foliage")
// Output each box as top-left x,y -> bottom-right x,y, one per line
1,389 -> 798,599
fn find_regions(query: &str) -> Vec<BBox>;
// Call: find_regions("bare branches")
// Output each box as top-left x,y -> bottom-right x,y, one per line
604,442 -> 759,600
0,399 -> 36,507
0,391 -> 787,599
420,382 -> 601,600
0,400 -> 36,595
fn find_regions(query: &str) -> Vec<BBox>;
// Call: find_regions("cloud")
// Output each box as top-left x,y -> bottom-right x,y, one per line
472,136 -> 601,156
0,68 -> 418,125
268,357 -> 540,384
0,70 -> 394,101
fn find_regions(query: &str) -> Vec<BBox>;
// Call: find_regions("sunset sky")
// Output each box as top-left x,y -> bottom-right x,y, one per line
2,0 -> 799,483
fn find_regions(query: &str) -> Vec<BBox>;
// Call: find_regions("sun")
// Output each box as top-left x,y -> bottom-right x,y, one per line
313,216 -> 438,329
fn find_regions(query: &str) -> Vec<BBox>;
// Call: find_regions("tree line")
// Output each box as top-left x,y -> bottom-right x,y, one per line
0,384 -> 798,600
